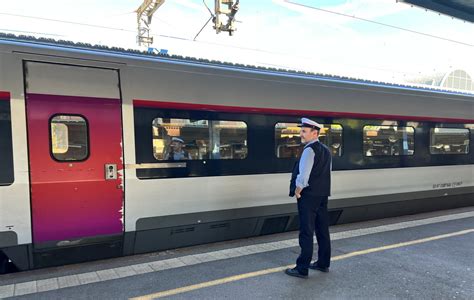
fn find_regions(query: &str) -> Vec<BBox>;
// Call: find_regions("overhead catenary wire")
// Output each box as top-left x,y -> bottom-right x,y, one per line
1,6 -> 472,72
0,8 -> 472,51
0,28 -> 64,37
0,10 -> 470,79
1,13 -> 470,92
193,0 -> 215,41
0,12 -> 132,32
283,0 -> 473,47
0,12 -> 288,55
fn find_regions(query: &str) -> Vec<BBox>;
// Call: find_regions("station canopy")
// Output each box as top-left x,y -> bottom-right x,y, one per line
400,0 -> 474,22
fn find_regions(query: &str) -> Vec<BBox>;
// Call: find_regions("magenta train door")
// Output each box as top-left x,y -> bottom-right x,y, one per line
24,62 -> 124,244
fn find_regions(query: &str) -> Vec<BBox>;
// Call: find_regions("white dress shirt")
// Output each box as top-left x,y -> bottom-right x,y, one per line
295,139 -> 318,189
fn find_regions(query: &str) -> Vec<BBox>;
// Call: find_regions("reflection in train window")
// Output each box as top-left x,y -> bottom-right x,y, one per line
50,115 -> 89,161
275,123 -> 343,158
430,128 -> 469,155
152,118 -> 247,160
210,120 -> 247,159
363,125 -> 414,156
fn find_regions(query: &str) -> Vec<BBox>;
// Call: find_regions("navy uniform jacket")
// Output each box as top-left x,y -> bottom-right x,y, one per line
289,141 -> 331,197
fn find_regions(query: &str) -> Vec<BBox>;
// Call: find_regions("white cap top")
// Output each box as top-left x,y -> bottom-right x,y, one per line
171,137 -> 184,143
298,117 -> 323,129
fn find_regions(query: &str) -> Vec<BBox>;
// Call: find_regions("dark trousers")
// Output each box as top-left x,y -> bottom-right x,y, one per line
296,195 -> 331,272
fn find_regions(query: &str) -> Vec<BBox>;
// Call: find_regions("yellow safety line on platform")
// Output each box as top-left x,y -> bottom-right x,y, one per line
130,228 -> 474,300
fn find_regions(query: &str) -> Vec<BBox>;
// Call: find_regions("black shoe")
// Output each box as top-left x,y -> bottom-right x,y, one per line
309,262 -> 329,273
285,267 -> 308,278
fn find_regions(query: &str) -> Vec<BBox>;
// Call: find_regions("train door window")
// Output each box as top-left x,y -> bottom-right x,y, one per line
152,118 -> 210,160
209,121 -> 248,159
50,115 -> 89,161
0,98 -> 14,185
430,128 -> 470,154
275,123 -> 343,158
363,126 -> 414,156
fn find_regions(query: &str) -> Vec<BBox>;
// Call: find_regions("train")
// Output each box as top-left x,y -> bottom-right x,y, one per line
0,33 -> 473,273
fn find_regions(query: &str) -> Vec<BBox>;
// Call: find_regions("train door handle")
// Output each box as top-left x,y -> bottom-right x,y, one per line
105,164 -> 117,180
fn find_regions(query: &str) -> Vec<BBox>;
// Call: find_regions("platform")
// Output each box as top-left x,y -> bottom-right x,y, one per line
1,206 -> 473,299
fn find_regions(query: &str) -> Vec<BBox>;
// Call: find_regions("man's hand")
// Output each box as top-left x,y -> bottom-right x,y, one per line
295,187 -> 302,199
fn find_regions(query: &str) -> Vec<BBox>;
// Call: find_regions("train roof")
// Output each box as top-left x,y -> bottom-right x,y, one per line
0,32 -> 473,98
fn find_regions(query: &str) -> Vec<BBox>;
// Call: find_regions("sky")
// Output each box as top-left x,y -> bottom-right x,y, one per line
0,0 -> 473,90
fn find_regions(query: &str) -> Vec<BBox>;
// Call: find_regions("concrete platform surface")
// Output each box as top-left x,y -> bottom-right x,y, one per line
0,206 -> 473,299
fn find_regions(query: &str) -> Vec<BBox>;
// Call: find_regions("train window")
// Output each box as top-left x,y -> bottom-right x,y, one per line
275,123 -> 343,158
430,128 -> 470,155
153,118 -> 209,160
209,120 -> 248,159
152,118 -> 248,160
50,115 -> 89,161
363,126 -> 414,156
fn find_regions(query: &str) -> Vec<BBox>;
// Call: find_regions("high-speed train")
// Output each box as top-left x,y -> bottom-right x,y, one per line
0,33 -> 473,273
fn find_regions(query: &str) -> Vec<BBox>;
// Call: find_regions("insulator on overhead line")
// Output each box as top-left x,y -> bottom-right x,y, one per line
214,0 -> 239,35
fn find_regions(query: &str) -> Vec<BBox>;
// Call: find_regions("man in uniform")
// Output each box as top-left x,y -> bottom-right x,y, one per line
285,118 -> 332,278
164,137 -> 192,160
